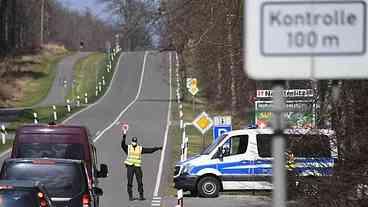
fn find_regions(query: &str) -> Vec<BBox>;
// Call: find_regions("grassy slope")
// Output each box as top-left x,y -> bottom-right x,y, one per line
66,52 -> 112,104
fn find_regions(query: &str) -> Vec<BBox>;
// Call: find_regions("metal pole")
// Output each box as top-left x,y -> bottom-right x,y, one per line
40,0 -> 45,45
271,84 -> 286,207
193,95 -> 195,111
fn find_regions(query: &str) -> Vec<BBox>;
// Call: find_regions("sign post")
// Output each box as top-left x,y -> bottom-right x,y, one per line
187,78 -> 199,111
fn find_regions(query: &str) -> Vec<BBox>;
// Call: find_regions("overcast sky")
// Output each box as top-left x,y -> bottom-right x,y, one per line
58,0 -> 106,17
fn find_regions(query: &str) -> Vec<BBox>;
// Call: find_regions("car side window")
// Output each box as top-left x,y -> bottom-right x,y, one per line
223,135 -> 249,157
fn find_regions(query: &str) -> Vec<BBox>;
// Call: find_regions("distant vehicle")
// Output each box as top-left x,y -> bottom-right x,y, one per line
0,158 -> 103,207
0,180 -> 53,207
174,128 -> 337,197
11,124 -> 108,187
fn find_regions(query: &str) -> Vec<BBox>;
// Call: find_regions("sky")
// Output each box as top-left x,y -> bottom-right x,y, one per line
58,0 -> 107,18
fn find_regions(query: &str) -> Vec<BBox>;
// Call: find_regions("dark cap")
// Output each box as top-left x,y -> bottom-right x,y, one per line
132,137 -> 138,142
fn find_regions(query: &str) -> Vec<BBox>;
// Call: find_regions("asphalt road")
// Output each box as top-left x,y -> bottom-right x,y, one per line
38,52 -> 91,107
65,51 -> 171,207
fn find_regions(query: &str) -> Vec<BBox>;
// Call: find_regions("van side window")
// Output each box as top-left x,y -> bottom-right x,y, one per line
223,135 -> 248,157
256,134 -> 272,158
287,134 -> 331,157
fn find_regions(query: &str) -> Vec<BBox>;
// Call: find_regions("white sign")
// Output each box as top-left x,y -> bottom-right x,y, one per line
121,123 -> 129,132
256,89 -> 314,98
213,116 -> 232,126
262,2 -> 365,55
246,0 -> 368,80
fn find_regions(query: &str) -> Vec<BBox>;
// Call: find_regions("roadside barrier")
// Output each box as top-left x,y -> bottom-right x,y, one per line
175,189 -> 184,207
33,112 -> 39,124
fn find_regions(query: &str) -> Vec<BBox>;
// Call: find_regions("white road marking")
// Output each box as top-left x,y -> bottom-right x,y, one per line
93,51 -> 148,143
153,52 -> 172,197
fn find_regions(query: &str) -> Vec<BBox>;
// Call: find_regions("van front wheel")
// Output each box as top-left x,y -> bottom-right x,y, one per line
197,176 -> 220,198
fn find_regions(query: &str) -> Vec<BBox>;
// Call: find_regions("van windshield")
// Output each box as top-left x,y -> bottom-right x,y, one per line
16,134 -> 85,160
201,134 -> 228,155
3,163 -> 85,198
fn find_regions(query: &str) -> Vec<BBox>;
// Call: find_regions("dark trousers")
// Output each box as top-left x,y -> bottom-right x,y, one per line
126,165 -> 144,196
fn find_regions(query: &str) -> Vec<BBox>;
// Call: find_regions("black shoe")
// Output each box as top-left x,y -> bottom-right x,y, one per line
139,195 -> 146,200
129,196 -> 134,201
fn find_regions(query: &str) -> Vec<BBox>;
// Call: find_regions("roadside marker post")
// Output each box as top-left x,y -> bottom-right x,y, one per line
33,112 -> 38,124
95,86 -> 99,96
181,123 -> 193,161
84,93 -> 88,104
66,99 -> 71,112
176,189 -> 184,207
102,76 -> 106,86
98,82 -> 102,92
76,96 -> 81,107
52,105 -> 57,121
1,124 -> 7,144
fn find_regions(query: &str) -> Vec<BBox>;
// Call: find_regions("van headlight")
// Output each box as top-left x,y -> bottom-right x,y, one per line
182,164 -> 193,175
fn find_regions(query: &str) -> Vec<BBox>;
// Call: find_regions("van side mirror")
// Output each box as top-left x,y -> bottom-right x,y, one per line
93,187 -> 103,196
218,146 -> 224,159
97,164 -> 108,178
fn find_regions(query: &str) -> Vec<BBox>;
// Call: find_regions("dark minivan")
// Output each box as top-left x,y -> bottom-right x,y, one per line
0,158 -> 102,207
11,124 -> 108,183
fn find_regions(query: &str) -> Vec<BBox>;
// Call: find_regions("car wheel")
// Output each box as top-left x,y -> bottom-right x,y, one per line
197,176 -> 220,198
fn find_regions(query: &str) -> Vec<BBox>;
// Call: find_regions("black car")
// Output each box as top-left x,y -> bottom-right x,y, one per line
0,158 -> 103,207
0,180 -> 53,207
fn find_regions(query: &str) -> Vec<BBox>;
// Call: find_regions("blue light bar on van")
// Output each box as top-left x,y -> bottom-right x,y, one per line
248,124 -> 258,129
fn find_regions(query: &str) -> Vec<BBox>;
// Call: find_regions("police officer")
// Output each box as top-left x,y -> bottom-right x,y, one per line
121,129 -> 162,201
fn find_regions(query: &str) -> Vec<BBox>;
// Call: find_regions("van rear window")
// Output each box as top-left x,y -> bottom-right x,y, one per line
16,143 -> 85,160
16,134 -> 86,160
256,134 -> 331,158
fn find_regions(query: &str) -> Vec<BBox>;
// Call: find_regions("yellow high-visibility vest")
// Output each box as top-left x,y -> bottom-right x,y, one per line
124,145 -> 142,167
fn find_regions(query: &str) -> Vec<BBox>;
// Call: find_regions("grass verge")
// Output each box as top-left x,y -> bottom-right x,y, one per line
66,52 -> 116,104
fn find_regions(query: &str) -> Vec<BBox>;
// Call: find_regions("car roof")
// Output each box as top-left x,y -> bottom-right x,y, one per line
4,158 -> 84,165
0,180 -> 41,188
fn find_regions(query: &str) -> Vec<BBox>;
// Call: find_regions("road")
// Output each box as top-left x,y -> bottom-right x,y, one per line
64,51 -> 171,206
38,52 -> 91,106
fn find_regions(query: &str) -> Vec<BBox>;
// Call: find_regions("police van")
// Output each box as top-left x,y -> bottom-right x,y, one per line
173,128 -> 337,197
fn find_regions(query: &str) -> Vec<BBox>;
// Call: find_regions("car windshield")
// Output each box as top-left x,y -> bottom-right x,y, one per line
3,163 -> 85,198
0,189 -> 39,207
201,133 -> 228,155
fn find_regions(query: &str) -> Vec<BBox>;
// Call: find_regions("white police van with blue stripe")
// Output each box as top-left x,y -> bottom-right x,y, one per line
173,128 -> 337,197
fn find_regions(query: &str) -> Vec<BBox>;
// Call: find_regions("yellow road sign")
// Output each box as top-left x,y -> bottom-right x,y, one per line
193,112 -> 213,135
189,87 -> 199,96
